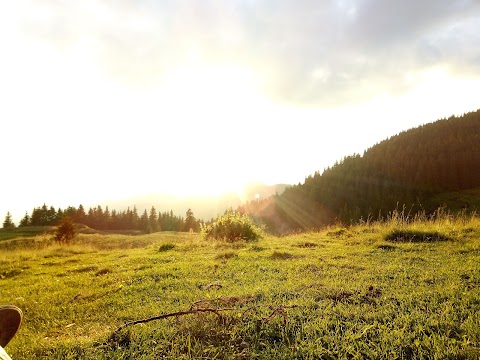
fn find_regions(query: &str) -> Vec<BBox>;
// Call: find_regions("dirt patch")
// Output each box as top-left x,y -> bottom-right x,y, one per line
0,269 -> 23,279
249,245 -> 265,251
316,286 -> 382,305
215,252 -> 238,261
294,242 -> 319,248
376,244 -> 397,251
95,268 -> 112,276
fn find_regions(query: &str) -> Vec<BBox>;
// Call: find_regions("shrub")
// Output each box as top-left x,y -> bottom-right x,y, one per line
55,216 -> 76,244
159,243 -> 175,252
202,210 -> 262,242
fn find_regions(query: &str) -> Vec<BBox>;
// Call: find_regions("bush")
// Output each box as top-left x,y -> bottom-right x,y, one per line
55,217 -> 76,244
158,243 -> 175,252
202,210 -> 262,242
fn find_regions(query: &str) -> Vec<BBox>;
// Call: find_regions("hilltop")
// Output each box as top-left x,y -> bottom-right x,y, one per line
240,110 -> 480,233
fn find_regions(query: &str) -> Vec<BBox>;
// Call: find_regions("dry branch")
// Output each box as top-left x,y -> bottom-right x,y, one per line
190,295 -> 255,310
262,305 -> 299,325
203,282 -> 223,290
111,308 -> 233,336
110,301 -> 299,341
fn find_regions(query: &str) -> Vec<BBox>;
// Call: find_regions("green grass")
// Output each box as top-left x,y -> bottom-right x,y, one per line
0,226 -> 55,241
1,216 -> 480,359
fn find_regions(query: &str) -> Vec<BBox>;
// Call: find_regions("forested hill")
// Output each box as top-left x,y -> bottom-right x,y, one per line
239,109 -> 480,233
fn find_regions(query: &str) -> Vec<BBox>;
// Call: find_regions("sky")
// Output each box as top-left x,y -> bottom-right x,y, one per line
1,0 -> 480,223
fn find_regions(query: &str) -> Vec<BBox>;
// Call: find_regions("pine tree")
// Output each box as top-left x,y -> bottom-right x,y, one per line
96,205 -> 105,229
184,208 -> 197,232
132,206 -> 139,229
40,204 -> 49,225
104,206 -> 111,230
47,206 -> 57,225
149,206 -> 158,232
75,204 -> 86,224
19,212 -> 30,227
55,208 -> 64,224
2,212 -> 15,229
139,209 -> 150,233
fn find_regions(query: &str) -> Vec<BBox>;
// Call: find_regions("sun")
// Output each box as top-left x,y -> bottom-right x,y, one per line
142,61 -> 270,197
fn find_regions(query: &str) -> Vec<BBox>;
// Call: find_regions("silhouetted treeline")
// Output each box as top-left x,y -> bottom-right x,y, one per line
18,204 -> 202,233
240,110 -> 480,233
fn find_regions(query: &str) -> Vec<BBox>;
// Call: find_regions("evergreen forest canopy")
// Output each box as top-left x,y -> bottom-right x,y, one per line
12,204 -> 202,233
239,109 -> 480,233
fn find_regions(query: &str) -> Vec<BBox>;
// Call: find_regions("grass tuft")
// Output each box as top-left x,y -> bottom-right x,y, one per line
385,229 -> 451,242
326,227 -> 349,238
271,251 -> 296,260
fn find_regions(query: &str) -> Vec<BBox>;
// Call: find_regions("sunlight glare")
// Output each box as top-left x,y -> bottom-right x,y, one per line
145,61 -> 269,197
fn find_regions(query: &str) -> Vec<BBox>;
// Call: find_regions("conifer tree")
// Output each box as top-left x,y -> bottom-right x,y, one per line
2,212 -> 15,229
75,204 -> 86,224
55,208 -> 64,224
149,206 -> 158,232
184,208 -> 197,232
139,209 -> 150,233
132,206 -> 139,229
19,212 -> 30,227
104,206 -> 111,230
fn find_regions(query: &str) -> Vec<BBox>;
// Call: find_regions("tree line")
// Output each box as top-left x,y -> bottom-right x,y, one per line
239,109 -> 480,233
4,204 -> 202,233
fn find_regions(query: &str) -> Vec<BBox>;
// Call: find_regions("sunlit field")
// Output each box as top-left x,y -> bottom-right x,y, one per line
1,215 -> 479,359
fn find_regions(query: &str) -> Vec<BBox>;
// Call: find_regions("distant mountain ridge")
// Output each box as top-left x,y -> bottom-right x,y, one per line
240,109 -> 480,233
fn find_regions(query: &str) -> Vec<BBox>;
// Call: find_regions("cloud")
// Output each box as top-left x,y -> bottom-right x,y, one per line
247,0 -> 480,105
4,0 -> 480,106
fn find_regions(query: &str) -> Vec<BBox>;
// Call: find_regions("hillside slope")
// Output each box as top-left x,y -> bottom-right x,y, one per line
241,109 -> 480,233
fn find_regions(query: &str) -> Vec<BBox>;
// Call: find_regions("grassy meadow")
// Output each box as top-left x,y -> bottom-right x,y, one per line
1,215 -> 479,359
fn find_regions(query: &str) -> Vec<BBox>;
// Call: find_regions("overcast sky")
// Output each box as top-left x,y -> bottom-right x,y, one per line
1,1 -> 480,222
